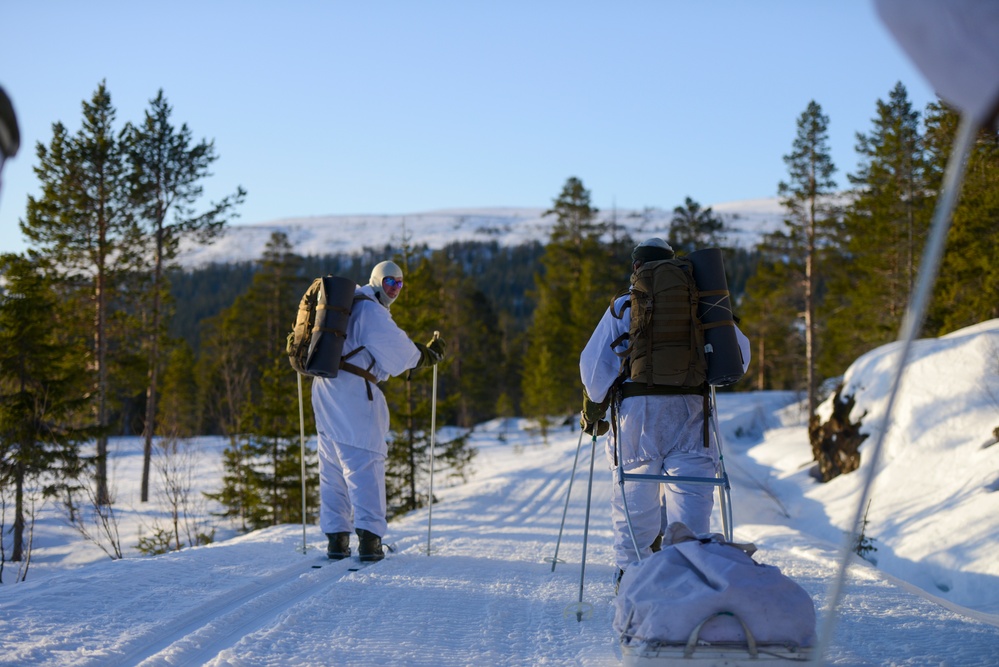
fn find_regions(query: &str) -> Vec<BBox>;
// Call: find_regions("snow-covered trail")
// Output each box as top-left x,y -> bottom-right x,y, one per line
3,393 -> 999,666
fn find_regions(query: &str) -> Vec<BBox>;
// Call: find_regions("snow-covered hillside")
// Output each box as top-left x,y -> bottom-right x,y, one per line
2,321 -> 999,665
175,198 -> 786,268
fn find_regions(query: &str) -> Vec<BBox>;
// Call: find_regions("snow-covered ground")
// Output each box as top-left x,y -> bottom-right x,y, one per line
174,198 -> 786,268
3,321 -> 999,666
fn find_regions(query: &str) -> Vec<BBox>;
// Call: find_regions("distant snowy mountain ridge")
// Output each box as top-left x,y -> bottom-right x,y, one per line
175,197 -> 786,268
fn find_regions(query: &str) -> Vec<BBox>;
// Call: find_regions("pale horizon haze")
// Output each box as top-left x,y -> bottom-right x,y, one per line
0,1 -> 935,257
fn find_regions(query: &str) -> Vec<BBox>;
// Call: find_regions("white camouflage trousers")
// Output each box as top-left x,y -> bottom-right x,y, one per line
317,435 -> 388,539
606,393 -> 719,570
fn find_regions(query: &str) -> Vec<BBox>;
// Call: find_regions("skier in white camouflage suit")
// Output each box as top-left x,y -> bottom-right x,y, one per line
579,238 -> 750,577
312,260 -> 446,561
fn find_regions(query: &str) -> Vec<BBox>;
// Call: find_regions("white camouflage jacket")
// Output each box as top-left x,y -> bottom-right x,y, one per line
312,284 -> 421,455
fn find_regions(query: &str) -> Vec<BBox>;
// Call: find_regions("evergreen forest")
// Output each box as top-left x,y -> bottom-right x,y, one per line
2,81 -> 998,565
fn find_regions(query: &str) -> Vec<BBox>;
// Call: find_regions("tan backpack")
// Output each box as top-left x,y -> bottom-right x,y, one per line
286,275 -> 369,378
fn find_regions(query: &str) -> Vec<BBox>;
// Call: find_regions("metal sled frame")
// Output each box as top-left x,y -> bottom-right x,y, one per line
620,610 -> 810,666
616,386 -> 734,557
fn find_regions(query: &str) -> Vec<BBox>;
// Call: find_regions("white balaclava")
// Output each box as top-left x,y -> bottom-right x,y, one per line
369,260 -> 404,307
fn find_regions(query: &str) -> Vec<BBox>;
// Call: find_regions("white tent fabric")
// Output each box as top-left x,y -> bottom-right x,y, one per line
876,0 -> 999,126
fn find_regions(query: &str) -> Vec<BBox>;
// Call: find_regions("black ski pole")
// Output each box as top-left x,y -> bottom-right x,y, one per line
576,432 -> 598,621
427,331 -> 440,556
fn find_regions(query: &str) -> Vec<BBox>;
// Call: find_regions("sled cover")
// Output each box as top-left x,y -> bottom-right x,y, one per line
614,525 -> 815,649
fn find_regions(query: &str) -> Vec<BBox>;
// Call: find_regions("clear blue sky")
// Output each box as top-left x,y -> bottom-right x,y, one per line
0,1 -> 934,256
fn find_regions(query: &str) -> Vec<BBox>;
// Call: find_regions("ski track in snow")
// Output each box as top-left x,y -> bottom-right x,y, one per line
125,557 -> 361,666
5,388 -> 999,666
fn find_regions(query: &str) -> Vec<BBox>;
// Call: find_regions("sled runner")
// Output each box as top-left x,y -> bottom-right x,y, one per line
620,631 -> 810,667
615,525 -> 814,667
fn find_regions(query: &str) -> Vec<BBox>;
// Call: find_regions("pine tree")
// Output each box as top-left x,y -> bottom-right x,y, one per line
21,81 -> 143,505
128,89 -> 245,503
777,101 -> 839,416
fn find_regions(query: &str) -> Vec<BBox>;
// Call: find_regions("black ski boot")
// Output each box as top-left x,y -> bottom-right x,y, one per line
326,532 -> 351,560
356,528 -> 386,562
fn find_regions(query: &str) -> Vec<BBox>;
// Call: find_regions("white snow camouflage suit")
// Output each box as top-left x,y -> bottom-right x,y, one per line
312,283 -> 421,539
579,292 -> 750,570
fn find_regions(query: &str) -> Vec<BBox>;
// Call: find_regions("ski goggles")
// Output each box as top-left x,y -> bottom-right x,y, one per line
383,276 -> 404,289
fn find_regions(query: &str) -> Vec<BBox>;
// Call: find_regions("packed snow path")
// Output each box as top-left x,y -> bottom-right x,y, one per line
3,392 -> 998,666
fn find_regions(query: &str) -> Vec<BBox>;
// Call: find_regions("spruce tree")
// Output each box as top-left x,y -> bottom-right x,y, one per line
156,341 -> 200,439
521,342 -> 557,441
201,232 -> 303,439
777,101 -> 839,416
204,441 -> 267,532
669,197 -> 728,254
924,101 -> 999,332
199,301 -> 253,445
429,246 -> 504,427
128,89 -> 245,503
384,253 -> 448,515
248,357 -> 316,526
375,247 -> 479,516
21,81 -> 143,505
202,232 -> 306,530
522,177 -> 622,424
740,237 -> 805,391
0,254 -> 91,566
828,82 -> 929,368
450,281 -> 503,426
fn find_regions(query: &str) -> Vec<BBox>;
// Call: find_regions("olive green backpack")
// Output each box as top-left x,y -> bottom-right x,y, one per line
612,258 -> 707,389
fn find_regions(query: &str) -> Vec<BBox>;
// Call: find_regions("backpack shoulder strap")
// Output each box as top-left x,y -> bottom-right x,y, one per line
609,289 -> 630,319
609,291 -> 633,366
339,345 -> 378,400
339,295 -> 379,401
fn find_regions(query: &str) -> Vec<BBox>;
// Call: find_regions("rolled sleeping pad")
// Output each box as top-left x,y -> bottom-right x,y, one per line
687,248 -> 744,386
305,276 -> 358,378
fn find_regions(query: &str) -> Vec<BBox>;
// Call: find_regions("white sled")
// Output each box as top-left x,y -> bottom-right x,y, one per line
620,610 -> 811,666
614,528 -> 815,667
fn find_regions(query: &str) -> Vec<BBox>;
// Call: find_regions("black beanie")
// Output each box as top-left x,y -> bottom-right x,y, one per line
632,238 -> 675,264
